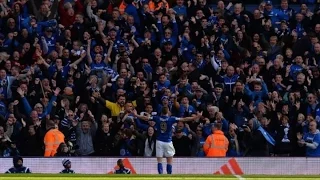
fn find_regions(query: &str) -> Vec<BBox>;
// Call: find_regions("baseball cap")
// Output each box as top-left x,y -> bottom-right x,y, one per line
265,1 -> 272,5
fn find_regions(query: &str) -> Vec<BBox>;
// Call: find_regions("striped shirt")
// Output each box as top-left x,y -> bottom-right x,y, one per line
60,117 -> 79,143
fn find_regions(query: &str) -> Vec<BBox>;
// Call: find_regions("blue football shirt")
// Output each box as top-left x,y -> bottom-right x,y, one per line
151,116 -> 179,143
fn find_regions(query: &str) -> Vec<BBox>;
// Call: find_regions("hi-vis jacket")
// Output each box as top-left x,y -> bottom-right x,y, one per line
44,128 -> 65,157
203,130 -> 229,157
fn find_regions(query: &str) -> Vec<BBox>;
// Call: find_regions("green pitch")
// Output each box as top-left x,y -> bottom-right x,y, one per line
0,174 -> 320,180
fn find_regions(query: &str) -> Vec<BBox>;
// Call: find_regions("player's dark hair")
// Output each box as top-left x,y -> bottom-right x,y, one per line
161,107 -> 169,116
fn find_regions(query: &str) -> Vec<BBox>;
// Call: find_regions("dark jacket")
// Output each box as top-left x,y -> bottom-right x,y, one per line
244,120 -> 269,156
173,135 -> 192,156
274,124 -> 294,155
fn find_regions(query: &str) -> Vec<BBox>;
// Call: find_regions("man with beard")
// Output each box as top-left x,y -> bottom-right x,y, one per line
93,92 -> 129,118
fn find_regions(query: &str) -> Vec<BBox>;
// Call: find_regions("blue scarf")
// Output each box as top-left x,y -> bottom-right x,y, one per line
252,119 -> 275,146
257,126 -> 275,146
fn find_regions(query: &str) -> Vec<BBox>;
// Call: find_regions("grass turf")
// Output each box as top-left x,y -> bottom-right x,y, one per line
1,174 -> 320,180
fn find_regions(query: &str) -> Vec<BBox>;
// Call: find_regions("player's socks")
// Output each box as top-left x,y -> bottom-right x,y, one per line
157,163 -> 163,174
167,164 -> 172,174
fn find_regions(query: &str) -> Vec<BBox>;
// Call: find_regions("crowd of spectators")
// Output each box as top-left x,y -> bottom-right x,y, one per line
0,0 -> 320,158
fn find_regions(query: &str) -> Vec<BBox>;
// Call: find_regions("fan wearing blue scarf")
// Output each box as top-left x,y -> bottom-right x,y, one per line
244,118 -> 275,157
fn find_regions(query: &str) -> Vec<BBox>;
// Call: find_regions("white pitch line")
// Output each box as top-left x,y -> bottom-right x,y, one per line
234,175 -> 246,180
0,178 -> 237,180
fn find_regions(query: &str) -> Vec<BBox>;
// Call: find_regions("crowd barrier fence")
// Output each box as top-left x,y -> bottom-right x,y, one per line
1,157 -> 319,175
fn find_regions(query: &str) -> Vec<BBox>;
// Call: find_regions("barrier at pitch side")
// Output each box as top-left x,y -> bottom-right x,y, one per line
0,157 -> 319,175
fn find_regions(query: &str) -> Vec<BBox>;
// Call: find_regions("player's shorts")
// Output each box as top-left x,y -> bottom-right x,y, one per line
156,140 -> 175,158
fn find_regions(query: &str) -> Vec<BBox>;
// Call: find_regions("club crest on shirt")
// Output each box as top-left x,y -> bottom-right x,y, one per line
160,121 -> 167,133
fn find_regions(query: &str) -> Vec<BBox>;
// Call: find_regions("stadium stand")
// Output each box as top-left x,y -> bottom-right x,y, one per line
0,0 -> 320,159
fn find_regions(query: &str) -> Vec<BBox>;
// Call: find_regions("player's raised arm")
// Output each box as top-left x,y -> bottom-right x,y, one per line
132,110 -> 150,121
178,111 -> 203,122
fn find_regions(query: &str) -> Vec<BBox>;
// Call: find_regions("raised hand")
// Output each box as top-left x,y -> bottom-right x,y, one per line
54,87 -> 61,96
17,87 -> 24,97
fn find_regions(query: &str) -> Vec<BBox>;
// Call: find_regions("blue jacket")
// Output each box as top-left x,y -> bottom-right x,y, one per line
114,167 -> 131,174
22,18 -> 57,34
289,64 -> 303,81
227,135 -> 243,157
158,21 -> 178,47
197,137 -> 206,157
264,9 -> 286,26
182,44 -> 196,62
22,95 -> 57,119
191,60 -> 206,69
304,130 -> 320,157
220,74 -> 239,93
60,169 -> 75,173
178,105 -> 196,117
180,36 -> 190,51
125,4 -> 140,26
2,38 -> 19,54
119,139 -> 136,156
306,103 -> 320,119
6,166 -> 31,173
294,23 -> 306,38
245,82 -> 268,106
277,7 -> 295,21
231,106 -> 250,127
300,0 -> 315,3
136,32 -> 156,45
173,5 -> 187,17
156,80 -> 171,91
0,101 -> 7,117
135,118 -> 148,131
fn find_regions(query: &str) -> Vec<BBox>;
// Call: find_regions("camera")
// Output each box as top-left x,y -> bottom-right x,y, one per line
305,139 -> 313,143
241,124 -> 249,128
131,77 -> 137,82
0,79 -> 7,87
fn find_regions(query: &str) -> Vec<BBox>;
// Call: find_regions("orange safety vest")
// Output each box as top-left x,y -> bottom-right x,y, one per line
148,1 -> 169,12
203,130 -> 229,157
44,128 -> 65,157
